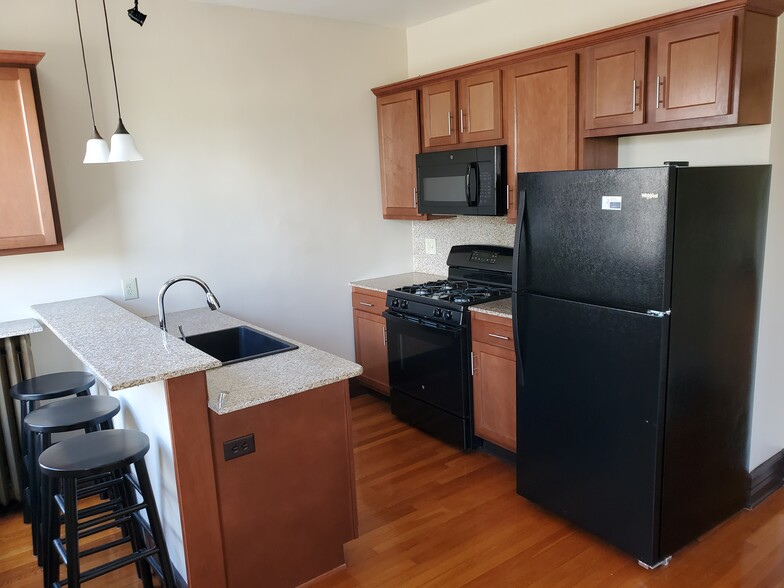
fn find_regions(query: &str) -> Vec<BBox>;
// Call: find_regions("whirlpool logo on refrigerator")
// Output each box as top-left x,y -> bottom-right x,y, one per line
641,193 -> 660,199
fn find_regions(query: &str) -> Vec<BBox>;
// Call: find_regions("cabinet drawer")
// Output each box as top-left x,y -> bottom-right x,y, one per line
351,289 -> 386,317
472,313 -> 513,350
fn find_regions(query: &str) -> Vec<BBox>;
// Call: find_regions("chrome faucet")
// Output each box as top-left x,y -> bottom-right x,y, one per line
157,275 -> 220,334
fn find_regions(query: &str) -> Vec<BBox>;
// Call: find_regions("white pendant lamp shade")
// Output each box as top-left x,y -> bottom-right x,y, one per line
108,119 -> 143,162
83,127 -> 110,163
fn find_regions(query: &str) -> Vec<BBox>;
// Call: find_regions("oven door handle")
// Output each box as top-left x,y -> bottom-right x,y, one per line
465,162 -> 478,206
383,310 -> 463,337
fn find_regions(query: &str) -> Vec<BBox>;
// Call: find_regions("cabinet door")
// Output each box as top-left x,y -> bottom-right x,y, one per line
0,66 -> 59,254
353,309 -> 389,396
458,70 -> 503,143
504,54 -> 577,223
377,91 -> 423,220
584,37 -> 646,129
472,341 -> 516,452
421,81 -> 458,149
654,14 -> 735,122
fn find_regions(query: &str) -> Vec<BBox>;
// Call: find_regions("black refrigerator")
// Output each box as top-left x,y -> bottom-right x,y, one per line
512,165 -> 770,568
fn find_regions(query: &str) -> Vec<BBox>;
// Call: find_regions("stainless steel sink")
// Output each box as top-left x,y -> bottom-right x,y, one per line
184,326 -> 298,365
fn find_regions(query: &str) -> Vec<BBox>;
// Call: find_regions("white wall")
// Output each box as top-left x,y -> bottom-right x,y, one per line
1,0 -> 412,365
408,0 -> 784,470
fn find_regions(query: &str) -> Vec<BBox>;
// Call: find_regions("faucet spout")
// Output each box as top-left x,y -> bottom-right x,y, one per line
158,275 -> 221,333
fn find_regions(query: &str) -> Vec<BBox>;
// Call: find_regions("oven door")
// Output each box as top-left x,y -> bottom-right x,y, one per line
383,311 -> 470,417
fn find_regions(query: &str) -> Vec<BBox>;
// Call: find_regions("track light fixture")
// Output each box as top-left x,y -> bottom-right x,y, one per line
127,0 -> 147,26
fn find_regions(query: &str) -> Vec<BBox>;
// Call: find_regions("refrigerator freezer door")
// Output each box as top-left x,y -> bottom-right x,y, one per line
517,167 -> 675,312
516,293 -> 670,565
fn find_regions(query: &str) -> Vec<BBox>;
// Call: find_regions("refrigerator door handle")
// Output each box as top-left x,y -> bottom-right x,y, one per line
646,309 -> 672,318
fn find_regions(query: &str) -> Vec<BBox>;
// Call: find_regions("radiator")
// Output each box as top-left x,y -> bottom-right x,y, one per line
0,335 -> 35,507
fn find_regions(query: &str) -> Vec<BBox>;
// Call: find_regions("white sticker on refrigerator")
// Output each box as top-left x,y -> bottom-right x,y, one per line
602,196 -> 622,211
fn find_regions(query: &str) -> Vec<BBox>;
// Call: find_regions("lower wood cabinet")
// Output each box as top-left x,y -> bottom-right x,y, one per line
0,52 -> 62,255
471,311 -> 516,452
352,288 -> 389,395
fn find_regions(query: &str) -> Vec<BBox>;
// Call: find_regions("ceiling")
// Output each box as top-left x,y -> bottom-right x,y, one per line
189,0 -> 497,28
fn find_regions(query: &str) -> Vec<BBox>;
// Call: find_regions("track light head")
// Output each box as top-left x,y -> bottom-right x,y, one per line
128,1 -> 146,26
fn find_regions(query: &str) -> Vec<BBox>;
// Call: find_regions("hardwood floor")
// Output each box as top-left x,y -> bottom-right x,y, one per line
2,393 -> 784,587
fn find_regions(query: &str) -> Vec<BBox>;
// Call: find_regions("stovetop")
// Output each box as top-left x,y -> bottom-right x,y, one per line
394,280 -> 511,305
384,245 -> 514,327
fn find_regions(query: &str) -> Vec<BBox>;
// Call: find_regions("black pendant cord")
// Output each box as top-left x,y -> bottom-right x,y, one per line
101,0 -> 123,121
74,0 -> 99,132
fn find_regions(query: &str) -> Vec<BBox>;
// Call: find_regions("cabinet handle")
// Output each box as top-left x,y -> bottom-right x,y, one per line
383,326 -> 387,347
459,109 -> 464,133
414,187 -> 417,207
470,351 -> 475,375
656,76 -> 665,109
359,302 -> 373,307
448,112 -> 453,135
506,185 -> 510,209
488,333 -> 510,341
632,79 -> 637,113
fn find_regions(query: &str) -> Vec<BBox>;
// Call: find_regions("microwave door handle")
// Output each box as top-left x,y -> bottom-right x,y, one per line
466,163 -> 479,206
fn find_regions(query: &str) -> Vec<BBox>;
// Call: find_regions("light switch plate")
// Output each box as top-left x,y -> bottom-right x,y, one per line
122,277 -> 139,300
425,238 -> 437,255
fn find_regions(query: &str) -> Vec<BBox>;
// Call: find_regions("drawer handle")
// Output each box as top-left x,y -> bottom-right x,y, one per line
359,302 -> 374,307
488,333 -> 510,341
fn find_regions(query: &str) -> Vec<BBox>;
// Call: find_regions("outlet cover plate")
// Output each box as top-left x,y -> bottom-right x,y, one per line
425,238 -> 437,255
223,434 -> 256,461
122,277 -> 139,300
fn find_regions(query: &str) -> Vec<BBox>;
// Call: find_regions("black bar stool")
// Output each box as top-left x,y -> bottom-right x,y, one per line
10,371 -> 95,525
39,429 -> 175,588
24,395 -> 121,562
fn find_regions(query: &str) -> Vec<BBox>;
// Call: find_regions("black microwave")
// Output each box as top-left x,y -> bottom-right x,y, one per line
416,146 -> 506,216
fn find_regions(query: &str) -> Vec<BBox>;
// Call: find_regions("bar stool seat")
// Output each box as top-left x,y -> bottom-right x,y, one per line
39,429 -> 175,588
23,395 -> 120,563
9,371 -> 95,528
10,371 -> 95,401
25,395 -> 120,434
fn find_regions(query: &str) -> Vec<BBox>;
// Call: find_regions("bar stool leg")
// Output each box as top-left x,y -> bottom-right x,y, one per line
135,459 -> 175,587
20,399 -> 33,524
119,473 -> 153,586
64,479 -> 81,588
35,432 -> 51,567
41,474 -> 56,588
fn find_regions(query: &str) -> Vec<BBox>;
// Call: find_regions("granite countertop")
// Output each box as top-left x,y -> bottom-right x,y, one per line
350,272 -> 446,293
33,297 -> 221,391
145,308 -> 363,415
0,318 -> 42,338
471,298 -> 513,319
32,296 -> 361,415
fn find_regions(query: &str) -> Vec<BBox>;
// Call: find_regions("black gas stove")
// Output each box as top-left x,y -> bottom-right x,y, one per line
383,245 -> 514,450
386,247 -> 513,327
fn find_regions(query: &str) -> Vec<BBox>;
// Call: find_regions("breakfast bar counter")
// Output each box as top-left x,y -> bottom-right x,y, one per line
31,296 -> 362,588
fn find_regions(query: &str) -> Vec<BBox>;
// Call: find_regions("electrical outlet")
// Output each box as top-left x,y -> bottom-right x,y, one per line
223,433 -> 255,461
425,238 -> 437,255
122,277 -> 139,300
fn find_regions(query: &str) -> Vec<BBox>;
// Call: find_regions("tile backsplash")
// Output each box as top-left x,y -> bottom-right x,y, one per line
412,216 -> 516,275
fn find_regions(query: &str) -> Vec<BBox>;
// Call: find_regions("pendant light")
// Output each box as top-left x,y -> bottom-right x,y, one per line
75,0 -> 109,164
102,0 -> 143,162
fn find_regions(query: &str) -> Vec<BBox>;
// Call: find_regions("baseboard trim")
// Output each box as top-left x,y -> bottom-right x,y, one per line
748,449 -> 784,509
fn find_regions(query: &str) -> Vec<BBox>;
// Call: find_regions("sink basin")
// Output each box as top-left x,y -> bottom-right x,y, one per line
184,326 -> 298,365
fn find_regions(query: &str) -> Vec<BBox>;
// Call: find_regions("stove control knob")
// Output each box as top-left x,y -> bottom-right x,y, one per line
444,311 -> 453,320
433,308 -> 443,318
390,299 -> 400,308
400,300 -> 408,310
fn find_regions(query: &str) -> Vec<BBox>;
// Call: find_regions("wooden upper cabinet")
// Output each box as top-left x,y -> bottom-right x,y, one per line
504,53 -> 578,223
457,70 -> 503,143
376,90 -> 424,220
654,13 -> 735,122
0,57 -> 62,256
421,72 -> 503,150
585,37 -> 647,129
421,81 -> 458,149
